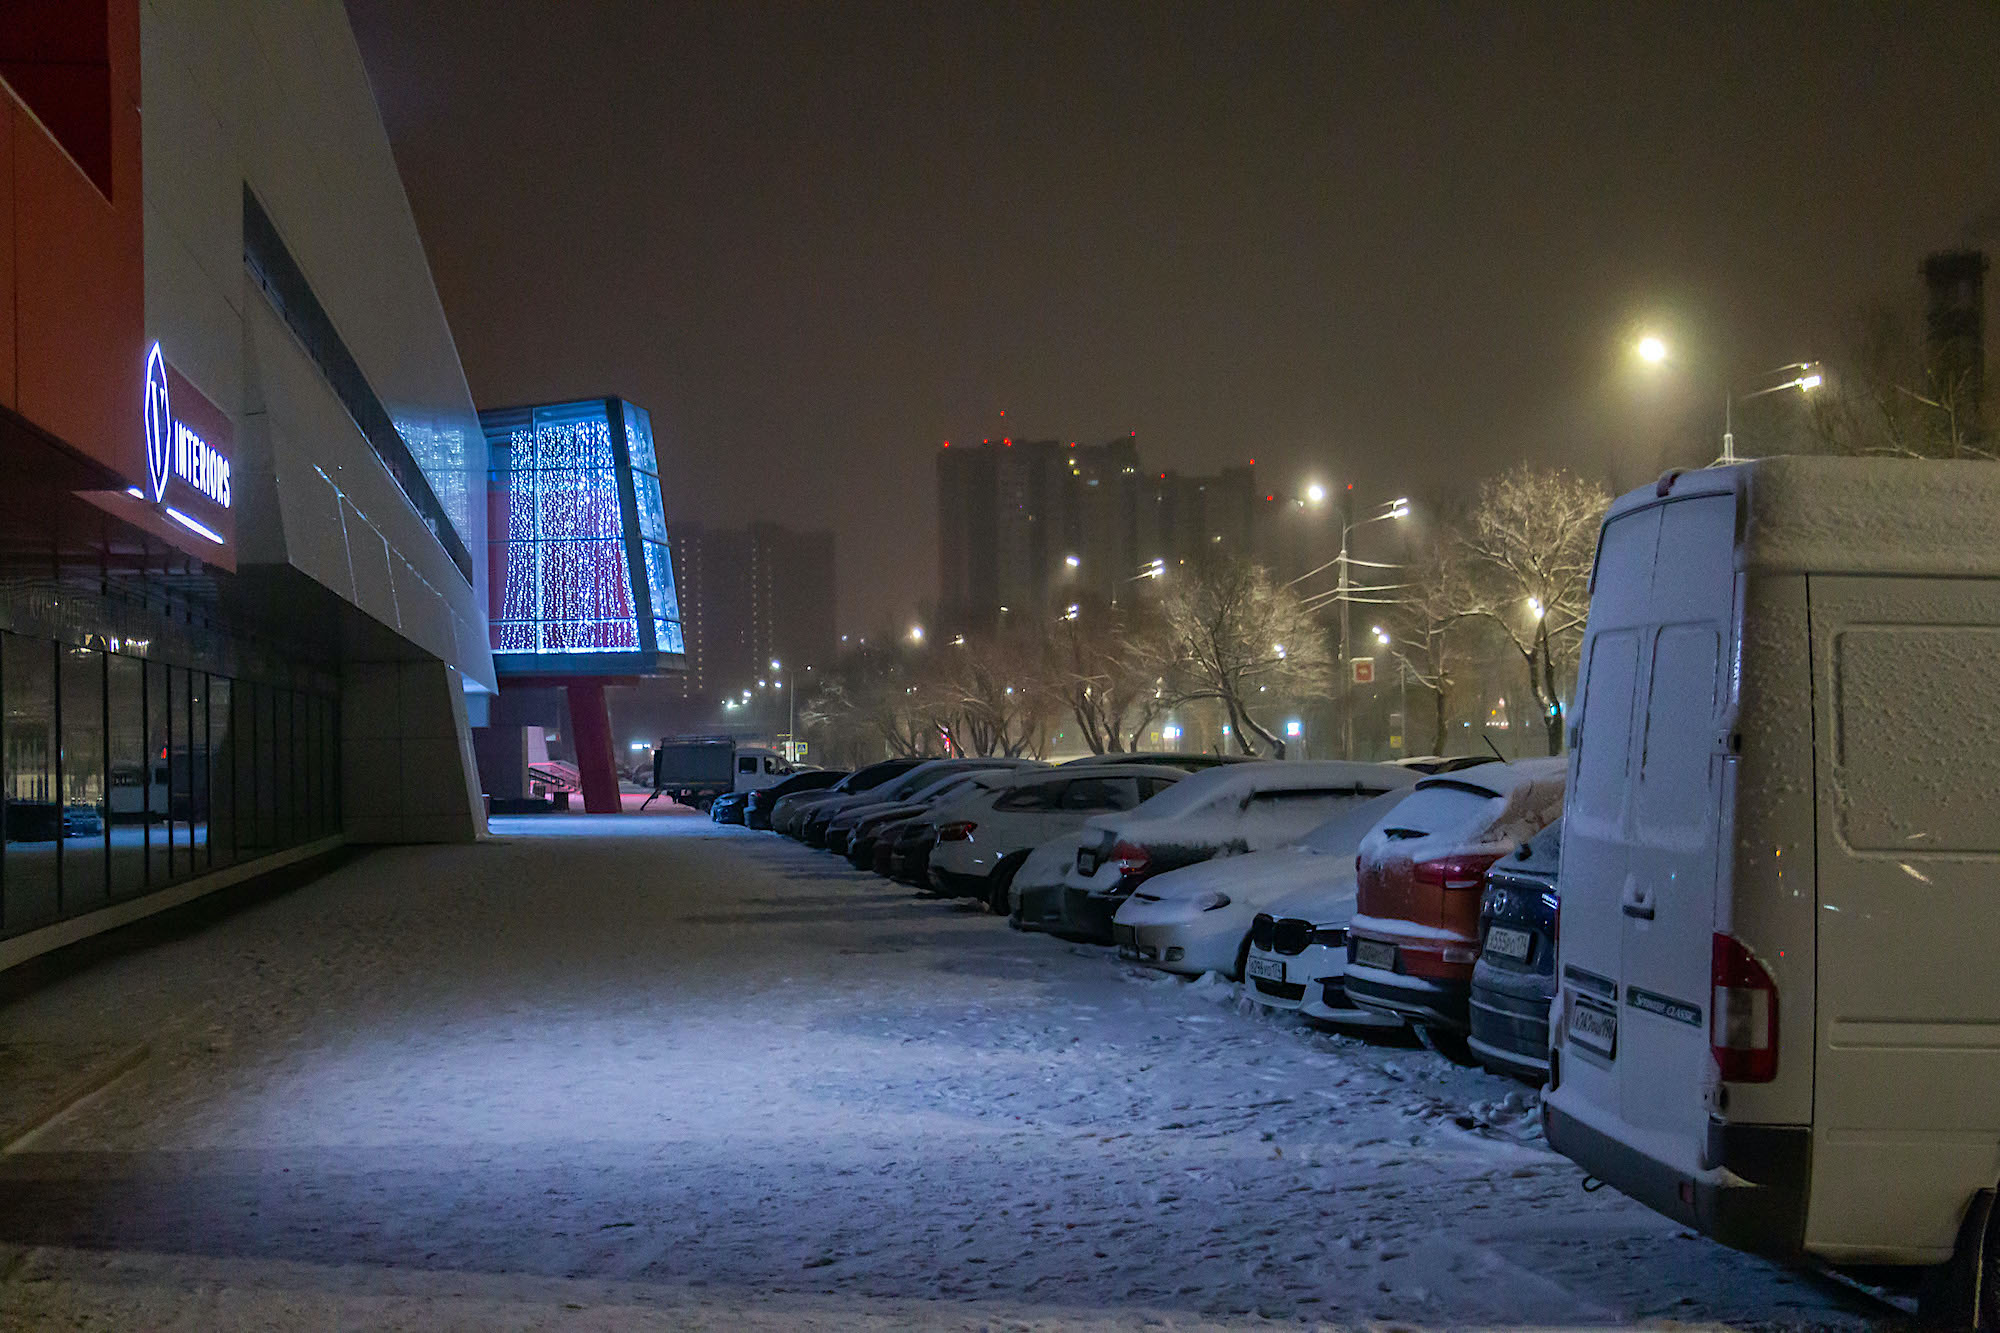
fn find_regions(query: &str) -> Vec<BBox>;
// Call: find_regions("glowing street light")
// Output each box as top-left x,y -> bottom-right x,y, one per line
909,624 -> 925,643
1528,597 -> 1545,620
1374,626 -> 1391,645
1064,604 -> 1080,621
1637,335 -> 1668,364
771,659 -> 782,671
1305,482 -> 1327,505
1064,554 -> 1080,568
1273,643 -> 1286,659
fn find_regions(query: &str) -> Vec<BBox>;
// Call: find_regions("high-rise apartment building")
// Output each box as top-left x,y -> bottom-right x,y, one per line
937,436 -> 1270,632
670,521 -> 835,701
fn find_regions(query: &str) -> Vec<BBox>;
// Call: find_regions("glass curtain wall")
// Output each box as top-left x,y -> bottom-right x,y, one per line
621,402 -> 685,656
488,401 -> 640,654
0,631 -> 338,941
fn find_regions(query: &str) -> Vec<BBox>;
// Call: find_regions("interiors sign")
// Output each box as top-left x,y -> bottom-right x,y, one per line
137,343 -> 234,548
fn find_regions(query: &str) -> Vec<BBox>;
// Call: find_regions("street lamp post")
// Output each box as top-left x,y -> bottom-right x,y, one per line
1288,490 -> 1409,758
1634,337 -> 1820,466
1334,494 -> 1409,759
1721,364 -> 1822,465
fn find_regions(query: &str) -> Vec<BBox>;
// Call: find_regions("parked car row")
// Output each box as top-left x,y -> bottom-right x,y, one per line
749,746 -> 1574,1084
729,461 -> 2000,1318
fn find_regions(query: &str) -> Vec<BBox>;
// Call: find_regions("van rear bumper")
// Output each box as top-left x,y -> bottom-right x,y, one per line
1544,1105 -> 1810,1261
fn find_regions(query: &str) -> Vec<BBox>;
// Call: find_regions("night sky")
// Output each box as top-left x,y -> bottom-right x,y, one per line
348,1 -> 2000,633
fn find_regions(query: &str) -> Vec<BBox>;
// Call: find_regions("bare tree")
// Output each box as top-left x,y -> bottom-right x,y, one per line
1383,534 -> 1478,756
800,642 -> 941,761
932,628 -> 1048,757
1805,302 -> 1993,461
1147,557 -> 1330,758
1456,465 -> 1609,756
1038,596 -> 1174,754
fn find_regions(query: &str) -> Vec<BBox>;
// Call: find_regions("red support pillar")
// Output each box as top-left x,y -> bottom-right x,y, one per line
565,680 -> 622,813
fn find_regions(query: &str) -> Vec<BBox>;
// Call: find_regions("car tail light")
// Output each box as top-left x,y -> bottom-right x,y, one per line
1413,852 -> 1503,891
937,821 -> 977,842
1711,932 -> 1778,1082
1110,839 -> 1151,881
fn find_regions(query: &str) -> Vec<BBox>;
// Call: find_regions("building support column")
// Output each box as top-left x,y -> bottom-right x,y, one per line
565,681 -> 622,813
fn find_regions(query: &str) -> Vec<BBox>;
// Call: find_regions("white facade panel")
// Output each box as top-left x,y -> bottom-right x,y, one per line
139,0 -> 495,692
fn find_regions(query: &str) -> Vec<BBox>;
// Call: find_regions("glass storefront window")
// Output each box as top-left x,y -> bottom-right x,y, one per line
59,645 -> 107,914
4,633 -> 60,932
0,627 -> 337,940
208,675 -> 235,872
108,652 -> 146,900
146,660 -> 171,887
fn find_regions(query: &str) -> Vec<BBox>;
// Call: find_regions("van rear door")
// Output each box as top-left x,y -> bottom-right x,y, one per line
1615,494 -> 1736,1151
1557,503 -> 1659,1116
1555,490 -> 1735,1180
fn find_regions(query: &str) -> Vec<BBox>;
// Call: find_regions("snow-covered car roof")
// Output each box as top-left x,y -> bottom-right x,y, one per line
987,763 -> 1194,791
1297,788 -> 1418,855
1088,760 -> 1417,833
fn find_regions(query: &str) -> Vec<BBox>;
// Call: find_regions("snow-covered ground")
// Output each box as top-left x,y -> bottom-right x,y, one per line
0,817 -> 1889,1329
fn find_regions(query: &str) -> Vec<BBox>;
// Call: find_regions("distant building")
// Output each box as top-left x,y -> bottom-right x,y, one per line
671,520 -> 836,700
937,436 -> 1273,632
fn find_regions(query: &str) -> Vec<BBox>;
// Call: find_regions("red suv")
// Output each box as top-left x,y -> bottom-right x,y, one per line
1344,759 -> 1566,1059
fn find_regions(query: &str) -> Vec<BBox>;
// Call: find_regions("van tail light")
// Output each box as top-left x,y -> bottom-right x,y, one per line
936,821 -> 977,842
1711,932 -> 1779,1082
1110,839 -> 1152,882
1412,852 -> 1503,891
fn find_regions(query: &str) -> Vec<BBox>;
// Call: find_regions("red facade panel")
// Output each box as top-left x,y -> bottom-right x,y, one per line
1,0 -> 144,484
0,101 -> 14,410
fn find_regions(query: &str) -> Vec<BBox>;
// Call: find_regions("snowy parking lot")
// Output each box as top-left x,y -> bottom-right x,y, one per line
0,816 -> 1887,1329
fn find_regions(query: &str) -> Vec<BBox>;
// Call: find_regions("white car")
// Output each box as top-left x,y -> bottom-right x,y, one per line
1010,831 -> 1091,932
1113,788 -> 1414,980
1060,761 -> 1418,944
927,764 -> 1189,912
1241,880 -> 1404,1031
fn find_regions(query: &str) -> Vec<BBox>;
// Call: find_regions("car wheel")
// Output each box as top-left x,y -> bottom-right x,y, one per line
987,859 -> 1024,916
1414,1025 -> 1479,1067
1922,1188 -> 2000,1327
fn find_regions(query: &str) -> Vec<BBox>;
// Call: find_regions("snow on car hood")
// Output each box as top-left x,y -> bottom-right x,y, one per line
1127,845 -> 1344,911
1260,875 -> 1362,928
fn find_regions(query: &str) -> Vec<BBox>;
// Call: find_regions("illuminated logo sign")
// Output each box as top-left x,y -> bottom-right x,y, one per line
144,345 -> 172,502
136,343 -> 234,548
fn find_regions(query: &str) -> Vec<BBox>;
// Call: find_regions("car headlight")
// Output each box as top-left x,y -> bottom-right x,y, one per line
1193,890 -> 1231,912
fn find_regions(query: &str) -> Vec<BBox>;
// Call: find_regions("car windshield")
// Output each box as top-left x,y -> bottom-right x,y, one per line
840,761 -> 916,792
907,770 -> 995,803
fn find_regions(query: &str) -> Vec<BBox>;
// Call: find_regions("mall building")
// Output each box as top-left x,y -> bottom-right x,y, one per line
0,2 -> 674,969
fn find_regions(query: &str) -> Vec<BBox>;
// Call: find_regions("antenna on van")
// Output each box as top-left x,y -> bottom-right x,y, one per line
1481,734 -> 1506,763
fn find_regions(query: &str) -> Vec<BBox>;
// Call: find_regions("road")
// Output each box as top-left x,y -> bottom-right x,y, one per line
0,816 -> 1883,1329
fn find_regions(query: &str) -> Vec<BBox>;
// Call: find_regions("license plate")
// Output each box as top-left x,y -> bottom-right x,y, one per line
1353,939 -> 1397,971
1568,997 -> 1618,1059
1246,957 -> 1284,983
1485,925 -> 1533,962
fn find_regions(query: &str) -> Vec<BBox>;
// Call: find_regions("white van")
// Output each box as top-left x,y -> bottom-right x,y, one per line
1543,458 -> 2000,1318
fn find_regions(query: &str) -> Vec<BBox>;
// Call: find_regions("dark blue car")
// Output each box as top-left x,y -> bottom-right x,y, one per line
1468,817 -> 1561,1083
